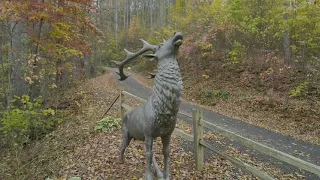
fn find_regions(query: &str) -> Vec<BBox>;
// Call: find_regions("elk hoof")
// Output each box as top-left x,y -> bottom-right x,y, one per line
157,176 -> 165,180
156,172 -> 164,179
145,174 -> 153,180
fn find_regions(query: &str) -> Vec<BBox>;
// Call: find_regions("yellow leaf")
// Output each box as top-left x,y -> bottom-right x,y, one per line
202,74 -> 209,79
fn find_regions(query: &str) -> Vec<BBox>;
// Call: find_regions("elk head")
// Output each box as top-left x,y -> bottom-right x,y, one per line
113,32 -> 183,81
113,39 -> 156,81
144,32 -> 183,64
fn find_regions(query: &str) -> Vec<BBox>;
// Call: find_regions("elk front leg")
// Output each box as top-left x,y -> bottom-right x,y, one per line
145,136 -> 154,180
152,154 -> 163,178
161,135 -> 171,180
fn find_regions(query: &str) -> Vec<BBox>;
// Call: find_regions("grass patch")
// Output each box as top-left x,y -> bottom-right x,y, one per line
201,90 -> 229,105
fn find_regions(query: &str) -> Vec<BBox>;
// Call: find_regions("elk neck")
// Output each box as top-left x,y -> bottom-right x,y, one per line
151,60 -> 182,120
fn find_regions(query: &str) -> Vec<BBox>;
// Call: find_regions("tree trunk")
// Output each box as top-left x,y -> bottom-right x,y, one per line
114,0 -> 118,49
7,21 -> 29,105
150,0 -> 153,29
166,0 -> 170,25
283,1 -> 291,65
30,0 -> 44,99
126,0 -> 130,48
84,54 -> 92,78
0,23 -> 7,107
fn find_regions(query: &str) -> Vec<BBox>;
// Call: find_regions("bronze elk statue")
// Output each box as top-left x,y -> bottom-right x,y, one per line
113,32 -> 183,180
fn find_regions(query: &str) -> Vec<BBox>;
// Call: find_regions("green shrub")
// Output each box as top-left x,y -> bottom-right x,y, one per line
289,81 -> 309,98
95,116 -> 121,132
97,67 -> 106,76
228,41 -> 245,64
0,95 -> 62,147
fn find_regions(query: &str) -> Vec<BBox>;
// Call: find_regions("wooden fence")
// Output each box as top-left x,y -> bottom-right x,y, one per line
119,90 -> 320,179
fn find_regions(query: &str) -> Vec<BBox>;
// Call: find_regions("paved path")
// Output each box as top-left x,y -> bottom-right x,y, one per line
108,68 -> 320,179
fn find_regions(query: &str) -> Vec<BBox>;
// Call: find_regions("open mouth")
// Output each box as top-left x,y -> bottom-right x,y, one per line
173,32 -> 183,46
173,39 -> 183,46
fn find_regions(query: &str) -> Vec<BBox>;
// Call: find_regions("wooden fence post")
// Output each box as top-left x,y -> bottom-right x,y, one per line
193,108 -> 204,170
120,89 -> 125,119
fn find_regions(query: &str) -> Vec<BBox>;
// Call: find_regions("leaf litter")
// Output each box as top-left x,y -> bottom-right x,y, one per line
0,71 -> 309,179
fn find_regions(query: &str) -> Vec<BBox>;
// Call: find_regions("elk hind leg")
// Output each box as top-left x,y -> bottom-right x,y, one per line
119,127 -> 132,163
145,136 -> 154,180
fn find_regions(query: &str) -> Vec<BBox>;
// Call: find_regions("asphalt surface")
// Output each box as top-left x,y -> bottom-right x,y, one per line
108,68 -> 320,179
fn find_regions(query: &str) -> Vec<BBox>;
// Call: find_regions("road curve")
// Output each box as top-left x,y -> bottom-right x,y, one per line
107,68 -> 320,179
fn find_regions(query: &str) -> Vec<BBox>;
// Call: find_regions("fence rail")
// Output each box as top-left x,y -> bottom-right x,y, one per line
119,90 -> 320,179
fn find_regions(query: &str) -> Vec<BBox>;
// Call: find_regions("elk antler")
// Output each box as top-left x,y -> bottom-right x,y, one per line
113,39 -> 156,81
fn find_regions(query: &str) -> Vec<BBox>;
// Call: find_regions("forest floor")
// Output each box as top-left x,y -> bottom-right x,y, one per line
0,71 -> 309,180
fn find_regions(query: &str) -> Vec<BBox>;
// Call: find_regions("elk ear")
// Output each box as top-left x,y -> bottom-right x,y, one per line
144,54 -> 156,61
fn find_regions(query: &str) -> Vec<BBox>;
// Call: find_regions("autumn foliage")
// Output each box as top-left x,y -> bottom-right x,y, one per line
0,0 -> 102,105
0,0 -> 102,147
